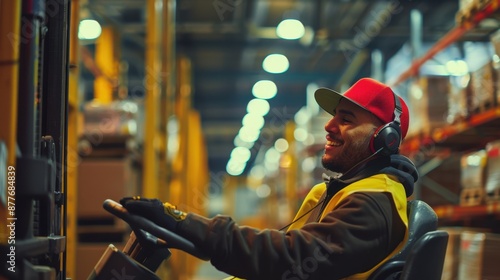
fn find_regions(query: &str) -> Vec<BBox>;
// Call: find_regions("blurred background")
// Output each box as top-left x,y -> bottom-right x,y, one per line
2,0 -> 500,279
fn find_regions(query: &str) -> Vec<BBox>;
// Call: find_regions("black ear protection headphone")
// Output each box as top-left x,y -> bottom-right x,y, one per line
369,91 -> 403,156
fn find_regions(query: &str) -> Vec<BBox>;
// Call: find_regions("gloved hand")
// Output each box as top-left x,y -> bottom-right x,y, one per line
119,196 -> 187,232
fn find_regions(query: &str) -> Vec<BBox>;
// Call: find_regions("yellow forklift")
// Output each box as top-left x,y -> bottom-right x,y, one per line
1,1 -> 208,279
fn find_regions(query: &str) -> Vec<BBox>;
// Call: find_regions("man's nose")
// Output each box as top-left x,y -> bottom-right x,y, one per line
324,117 -> 339,133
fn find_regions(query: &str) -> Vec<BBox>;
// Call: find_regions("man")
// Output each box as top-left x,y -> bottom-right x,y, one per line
120,78 -> 418,279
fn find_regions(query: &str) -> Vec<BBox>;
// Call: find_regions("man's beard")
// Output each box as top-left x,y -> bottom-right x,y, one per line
321,135 -> 373,174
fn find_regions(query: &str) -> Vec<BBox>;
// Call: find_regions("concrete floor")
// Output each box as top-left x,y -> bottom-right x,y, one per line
194,262 -> 231,280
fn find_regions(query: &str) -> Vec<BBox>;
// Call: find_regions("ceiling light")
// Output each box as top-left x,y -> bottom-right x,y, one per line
247,98 -> 270,116
294,127 -> 308,142
294,106 -> 310,125
265,148 -> 280,163
78,19 -> 102,40
234,135 -> 254,149
242,113 -> 265,130
274,138 -> 289,153
262,54 -> 289,74
252,80 -> 277,99
230,146 -> 251,162
226,159 -> 246,176
276,19 -> 305,40
445,60 -> 469,76
466,154 -> 482,166
250,165 -> 266,180
410,84 -> 423,100
301,157 -> 316,173
264,160 -> 279,174
238,125 -> 261,143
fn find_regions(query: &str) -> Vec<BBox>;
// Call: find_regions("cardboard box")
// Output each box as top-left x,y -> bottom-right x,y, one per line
492,60 -> 500,107
446,76 -> 469,124
486,140 -> 500,202
490,30 -> 500,106
440,227 -> 491,280
457,0 -> 492,24
459,0 -> 474,9
460,149 -> 487,190
460,150 -> 487,206
490,29 -> 500,57
458,232 -> 500,280
469,61 -> 496,114
407,77 -> 450,137
77,157 -> 137,219
456,0 -> 477,24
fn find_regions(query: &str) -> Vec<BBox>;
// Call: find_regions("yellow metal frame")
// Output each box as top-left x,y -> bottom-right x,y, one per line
94,27 -> 118,104
159,0 -> 177,201
142,0 -> 163,198
65,0 -> 81,277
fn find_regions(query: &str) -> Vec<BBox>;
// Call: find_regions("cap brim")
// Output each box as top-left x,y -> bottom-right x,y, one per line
315,87 -> 372,116
314,88 -> 343,115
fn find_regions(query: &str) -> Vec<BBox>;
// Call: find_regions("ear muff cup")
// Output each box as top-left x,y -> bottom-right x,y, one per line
370,122 -> 402,156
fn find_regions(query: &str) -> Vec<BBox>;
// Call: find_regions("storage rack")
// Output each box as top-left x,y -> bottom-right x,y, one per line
395,0 -> 500,229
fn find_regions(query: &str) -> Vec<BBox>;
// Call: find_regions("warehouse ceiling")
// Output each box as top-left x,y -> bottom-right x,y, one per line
82,0 -> 496,178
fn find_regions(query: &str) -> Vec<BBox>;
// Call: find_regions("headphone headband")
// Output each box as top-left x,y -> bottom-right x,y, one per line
393,92 -> 402,126
370,91 -> 403,155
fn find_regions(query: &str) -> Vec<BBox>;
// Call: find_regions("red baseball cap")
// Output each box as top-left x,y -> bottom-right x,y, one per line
314,78 -> 410,139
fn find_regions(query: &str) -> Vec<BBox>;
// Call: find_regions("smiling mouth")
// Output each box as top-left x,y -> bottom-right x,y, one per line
326,140 -> 342,147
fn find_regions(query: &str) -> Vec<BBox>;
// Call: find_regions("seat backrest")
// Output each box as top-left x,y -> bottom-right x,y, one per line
400,230 -> 449,280
392,199 -> 438,261
368,200 -> 438,280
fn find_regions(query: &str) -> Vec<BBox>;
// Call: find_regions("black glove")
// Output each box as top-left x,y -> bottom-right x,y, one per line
119,196 -> 187,232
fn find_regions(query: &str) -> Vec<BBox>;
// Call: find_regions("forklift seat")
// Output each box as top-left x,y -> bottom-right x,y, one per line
398,230 -> 449,280
368,199 -> 448,280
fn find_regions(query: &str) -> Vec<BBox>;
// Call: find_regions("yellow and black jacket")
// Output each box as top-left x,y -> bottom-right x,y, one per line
178,155 -> 418,280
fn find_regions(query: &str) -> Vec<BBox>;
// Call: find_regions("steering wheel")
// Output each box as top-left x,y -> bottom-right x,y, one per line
103,199 -> 210,261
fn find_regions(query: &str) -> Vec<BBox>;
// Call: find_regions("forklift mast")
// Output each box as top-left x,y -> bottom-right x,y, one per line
1,0 -> 71,279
